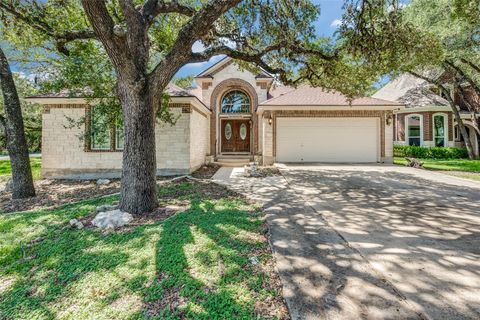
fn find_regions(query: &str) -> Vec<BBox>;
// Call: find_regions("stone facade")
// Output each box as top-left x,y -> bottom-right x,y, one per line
38,58 -> 399,177
42,103 -> 209,178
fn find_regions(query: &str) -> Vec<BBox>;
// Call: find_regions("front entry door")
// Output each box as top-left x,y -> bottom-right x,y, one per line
221,120 -> 250,153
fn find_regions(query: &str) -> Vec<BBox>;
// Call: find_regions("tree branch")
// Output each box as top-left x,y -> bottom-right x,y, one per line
81,0 -> 131,75
0,1 -> 95,55
148,0 -> 242,102
460,57 -> 480,74
141,0 -> 196,27
445,59 -> 480,100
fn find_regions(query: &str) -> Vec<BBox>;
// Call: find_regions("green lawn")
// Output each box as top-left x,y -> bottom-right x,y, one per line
394,157 -> 480,172
0,181 -> 284,319
0,157 -> 42,183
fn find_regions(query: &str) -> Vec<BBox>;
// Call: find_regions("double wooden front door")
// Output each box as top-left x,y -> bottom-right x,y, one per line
221,119 -> 250,153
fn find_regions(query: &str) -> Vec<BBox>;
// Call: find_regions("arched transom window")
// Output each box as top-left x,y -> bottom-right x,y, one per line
221,90 -> 250,113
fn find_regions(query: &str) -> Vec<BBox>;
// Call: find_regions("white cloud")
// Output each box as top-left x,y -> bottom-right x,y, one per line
330,19 -> 342,28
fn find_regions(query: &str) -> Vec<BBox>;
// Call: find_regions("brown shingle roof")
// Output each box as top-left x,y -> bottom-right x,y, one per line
262,85 -> 402,106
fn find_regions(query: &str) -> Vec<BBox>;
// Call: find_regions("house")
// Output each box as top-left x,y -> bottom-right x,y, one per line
27,57 -> 401,179
373,73 -> 480,157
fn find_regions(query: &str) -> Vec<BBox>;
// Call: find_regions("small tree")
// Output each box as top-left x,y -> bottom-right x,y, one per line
0,45 -> 35,198
340,0 -> 480,159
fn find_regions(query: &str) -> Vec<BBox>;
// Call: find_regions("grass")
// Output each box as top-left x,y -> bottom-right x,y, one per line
0,181 -> 282,319
394,157 -> 480,181
394,157 -> 480,172
0,157 -> 42,183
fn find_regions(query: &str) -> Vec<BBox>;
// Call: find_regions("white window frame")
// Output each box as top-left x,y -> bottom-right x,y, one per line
405,114 -> 423,146
432,113 -> 448,147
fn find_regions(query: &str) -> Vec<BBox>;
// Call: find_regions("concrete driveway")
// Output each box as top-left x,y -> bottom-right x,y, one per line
213,164 -> 480,319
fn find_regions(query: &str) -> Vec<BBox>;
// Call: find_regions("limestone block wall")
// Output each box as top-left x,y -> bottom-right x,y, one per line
156,108 -> 190,173
200,62 -> 269,108
189,110 -> 209,170
42,106 -> 123,178
42,104 -> 208,178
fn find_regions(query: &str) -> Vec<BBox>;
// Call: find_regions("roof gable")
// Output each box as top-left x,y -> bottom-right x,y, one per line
195,57 -> 273,79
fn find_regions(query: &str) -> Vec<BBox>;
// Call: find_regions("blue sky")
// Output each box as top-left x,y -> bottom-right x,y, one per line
175,0 -> 345,78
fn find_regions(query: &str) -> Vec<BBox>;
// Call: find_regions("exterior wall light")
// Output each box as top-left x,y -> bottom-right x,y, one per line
268,115 -> 273,125
386,114 -> 393,126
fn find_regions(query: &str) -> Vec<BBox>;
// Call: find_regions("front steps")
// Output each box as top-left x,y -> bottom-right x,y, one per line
214,155 -> 253,167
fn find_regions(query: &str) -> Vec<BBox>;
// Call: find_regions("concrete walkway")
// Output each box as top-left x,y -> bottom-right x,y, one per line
212,165 -> 480,320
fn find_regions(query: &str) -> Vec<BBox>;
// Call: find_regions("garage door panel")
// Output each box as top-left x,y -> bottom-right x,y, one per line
276,118 -> 378,162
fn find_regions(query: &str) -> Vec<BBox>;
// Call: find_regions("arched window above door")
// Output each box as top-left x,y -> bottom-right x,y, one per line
221,90 -> 250,113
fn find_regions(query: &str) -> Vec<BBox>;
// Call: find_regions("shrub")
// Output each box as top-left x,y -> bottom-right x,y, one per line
394,145 -> 468,159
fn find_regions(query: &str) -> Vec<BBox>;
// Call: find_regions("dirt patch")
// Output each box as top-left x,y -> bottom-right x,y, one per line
190,163 -> 220,179
0,179 -> 121,213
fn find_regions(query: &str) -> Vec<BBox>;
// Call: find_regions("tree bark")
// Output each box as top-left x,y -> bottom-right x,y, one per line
0,46 -> 35,198
117,78 -> 158,214
451,85 -> 477,159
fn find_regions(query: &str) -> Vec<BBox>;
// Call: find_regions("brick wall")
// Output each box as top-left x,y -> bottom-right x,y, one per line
396,111 -> 454,144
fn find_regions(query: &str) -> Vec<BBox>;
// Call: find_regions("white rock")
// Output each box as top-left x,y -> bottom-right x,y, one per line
96,204 -> 117,213
96,179 -> 111,185
92,210 -> 133,230
69,219 -> 84,229
249,256 -> 260,266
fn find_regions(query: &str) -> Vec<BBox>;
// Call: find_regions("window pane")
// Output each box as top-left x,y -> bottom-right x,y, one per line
435,138 -> 445,147
408,127 -> 420,137
434,115 -> 445,137
409,137 -> 421,146
221,91 -> 250,113
91,107 -> 111,150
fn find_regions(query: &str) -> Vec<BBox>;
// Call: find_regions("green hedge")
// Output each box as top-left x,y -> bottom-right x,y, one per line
394,145 -> 468,159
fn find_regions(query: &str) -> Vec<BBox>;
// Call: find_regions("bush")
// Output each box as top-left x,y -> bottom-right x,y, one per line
394,145 -> 468,159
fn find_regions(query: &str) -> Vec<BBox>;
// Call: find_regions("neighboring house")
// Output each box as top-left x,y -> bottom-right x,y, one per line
27,57 -> 401,179
374,73 -> 480,157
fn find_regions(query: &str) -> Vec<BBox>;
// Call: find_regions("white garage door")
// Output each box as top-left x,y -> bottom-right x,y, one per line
276,117 -> 379,162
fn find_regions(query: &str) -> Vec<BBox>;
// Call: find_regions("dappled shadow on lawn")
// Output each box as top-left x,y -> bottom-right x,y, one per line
278,167 -> 480,319
145,182 -> 286,319
0,181 -> 285,319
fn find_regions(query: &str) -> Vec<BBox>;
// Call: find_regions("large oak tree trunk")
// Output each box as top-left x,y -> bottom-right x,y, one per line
118,78 -> 158,214
0,46 -> 35,198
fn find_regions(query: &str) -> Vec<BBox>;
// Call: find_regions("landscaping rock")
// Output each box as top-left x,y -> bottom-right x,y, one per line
92,209 -> 133,230
249,256 -> 260,266
96,179 -> 111,185
405,157 -> 424,169
69,219 -> 84,229
96,204 -> 117,213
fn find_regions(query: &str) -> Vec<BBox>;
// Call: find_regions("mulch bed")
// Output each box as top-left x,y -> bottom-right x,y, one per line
0,165 -> 221,214
190,163 -> 220,179
0,179 -> 121,213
